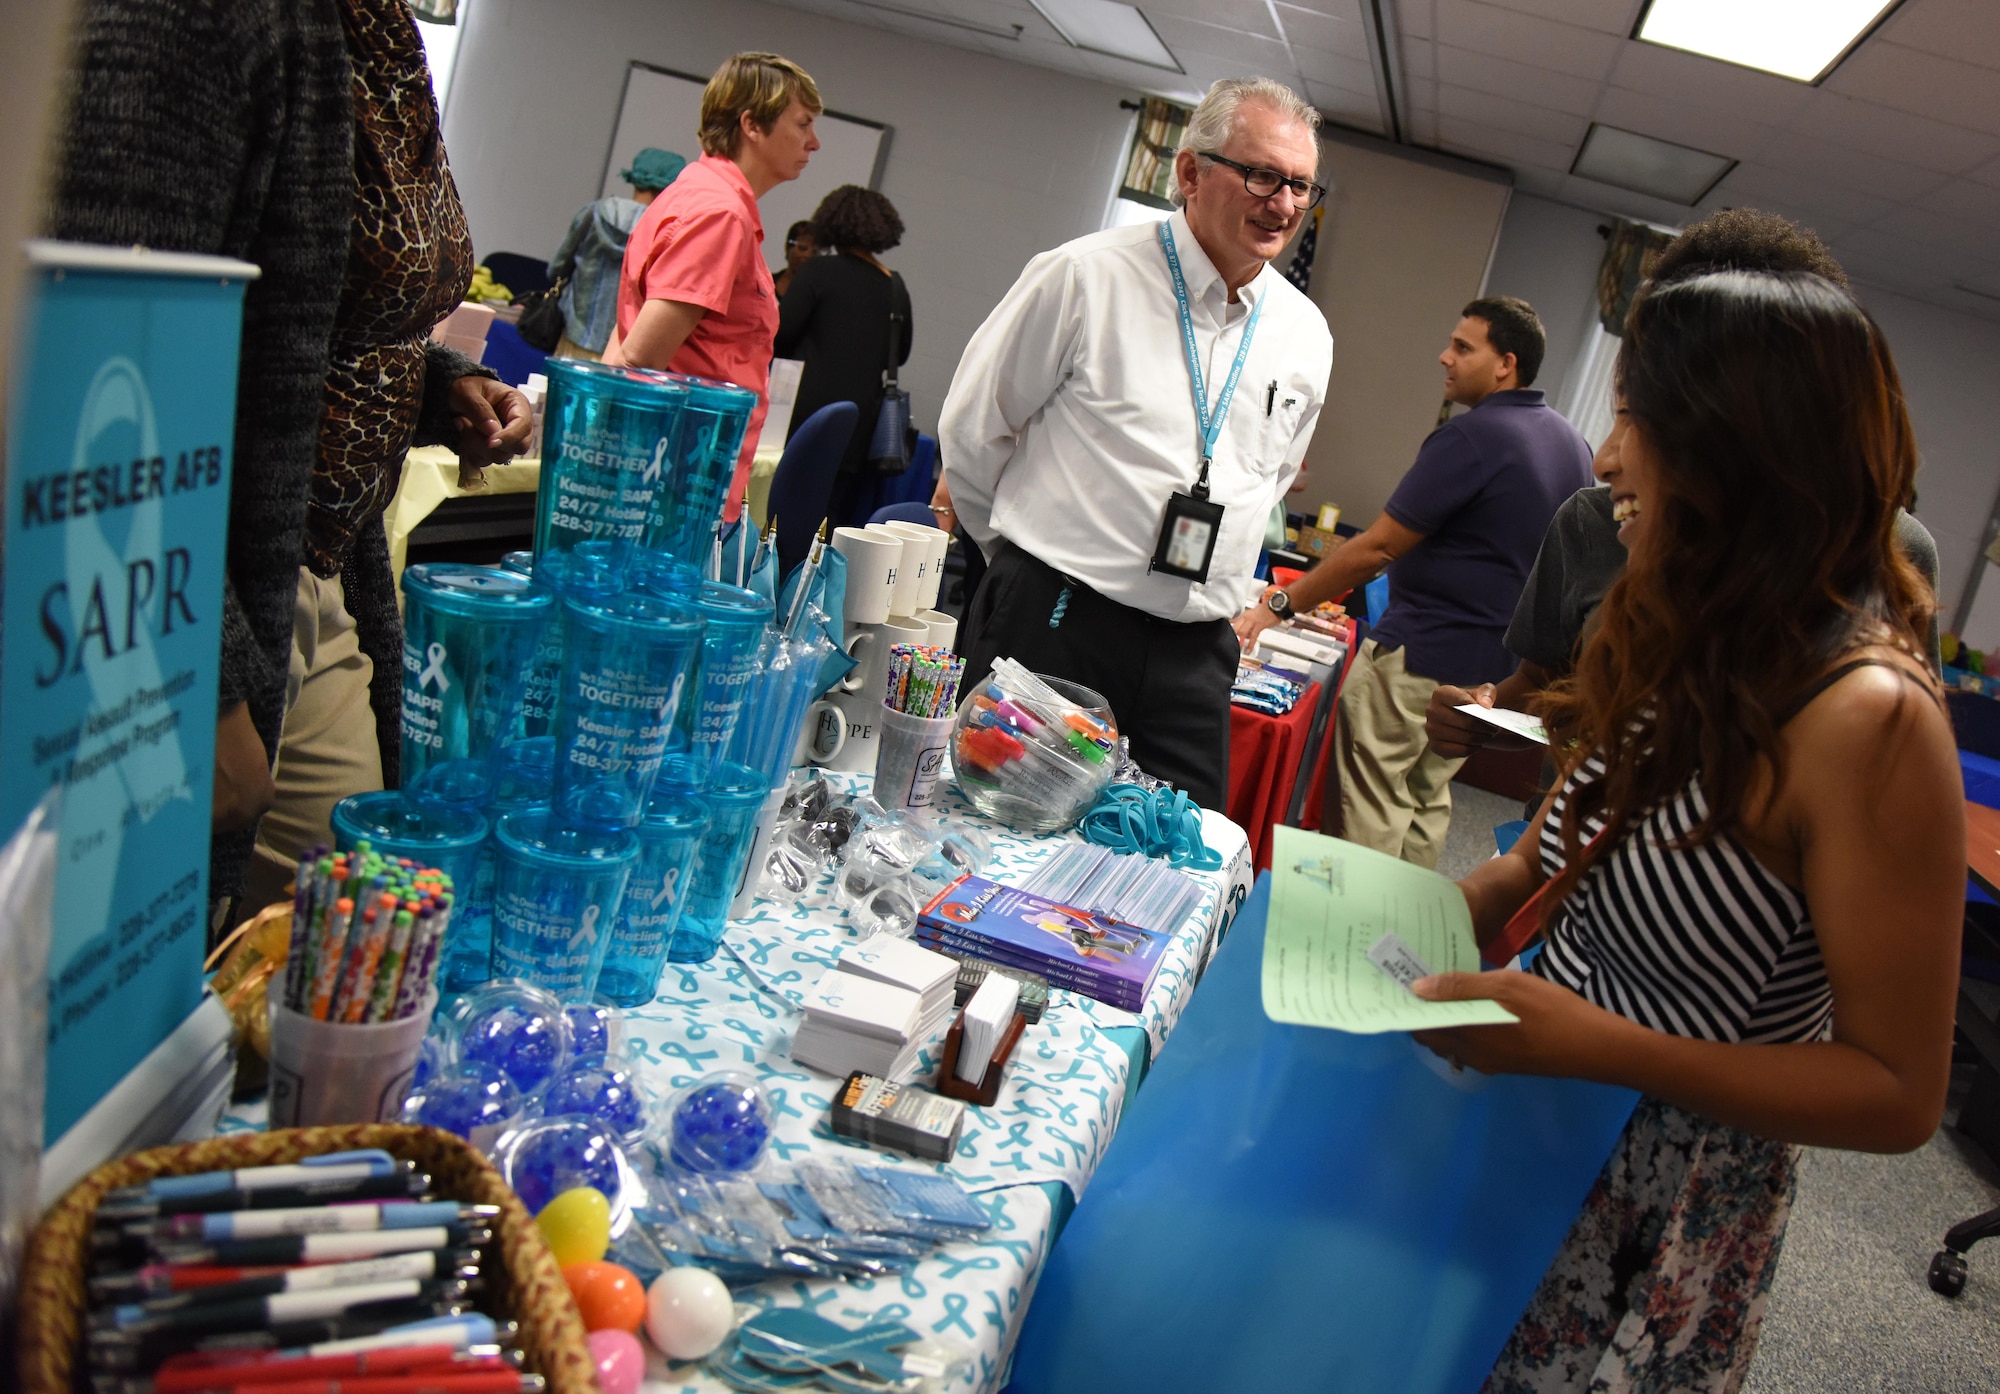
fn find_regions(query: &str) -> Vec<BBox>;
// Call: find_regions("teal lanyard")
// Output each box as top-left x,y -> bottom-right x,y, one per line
1158,219 -> 1262,499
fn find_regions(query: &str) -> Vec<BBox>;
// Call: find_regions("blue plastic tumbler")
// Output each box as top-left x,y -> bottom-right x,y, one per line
513,543 -> 623,743
399,565 -> 554,814
598,792 -> 710,1006
490,809 -> 639,1002
659,582 -> 775,794
500,550 -> 534,576
330,791 -> 489,988
551,589 -> 703,830
534,360 -> 687,579
453,737 -> 558,993
672,762 -> 771,964
640,374 -> 758,565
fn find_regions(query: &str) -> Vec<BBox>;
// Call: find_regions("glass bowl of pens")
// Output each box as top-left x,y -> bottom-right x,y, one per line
951,659 -> 1118,834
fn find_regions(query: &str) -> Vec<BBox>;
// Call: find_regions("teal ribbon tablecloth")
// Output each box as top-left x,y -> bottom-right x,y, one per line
229,775 -> 1251,1394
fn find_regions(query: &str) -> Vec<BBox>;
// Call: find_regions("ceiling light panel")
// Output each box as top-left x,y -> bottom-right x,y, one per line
1570,122 -> 1737,204
1029,0 -> 1183,72
1635,0 -> 1905,84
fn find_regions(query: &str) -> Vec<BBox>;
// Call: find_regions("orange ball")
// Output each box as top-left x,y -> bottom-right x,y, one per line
561,1260 -> 647,1333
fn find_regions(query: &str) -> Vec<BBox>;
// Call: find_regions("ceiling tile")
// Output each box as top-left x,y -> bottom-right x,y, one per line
1825,40 -> 2000,137
1866,203 -> 1998,260
1402,0 -> 1436,39
1468,0 -> 1639,36
1875,0 -> 2000,71
1755,128 -> 1955,204
1552,171 -> 1694,228
1608,40 -> 1817,127
1307,81 -> 1386,132
1274,3 -> 1371,62
1434,114 -> 1575,170
1433,43 -> 1603,114
1401,34 -> 1438,82
1430,0 -> 1622,79
1593,85 -> 1777,165
1436,82 -> 1590,145
1143,0 -> 1280,38
1836,226 -> 1989,284
1150,16 -> 1289,68
1917,176 -> 2000,227
1789,91 -> 2000,176
1294,45 -> 1378,93
1714,161 -> 1899,229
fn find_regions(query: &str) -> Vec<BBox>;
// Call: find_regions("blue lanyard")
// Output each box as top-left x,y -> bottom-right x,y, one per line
1158,219 -> 1262,496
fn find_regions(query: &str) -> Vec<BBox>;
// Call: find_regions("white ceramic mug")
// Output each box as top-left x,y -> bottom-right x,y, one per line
838,616 -> 929,701
865,523 -> 926,618
882,522 -> 950,614
794,698 -> 848,766
832,526 -> 902,625
911,608 -> 959,654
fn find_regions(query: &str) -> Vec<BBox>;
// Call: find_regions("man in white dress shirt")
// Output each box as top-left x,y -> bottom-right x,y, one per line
940,78 -> 1334,809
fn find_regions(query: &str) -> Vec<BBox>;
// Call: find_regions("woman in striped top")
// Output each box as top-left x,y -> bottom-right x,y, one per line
1412,268 -> 1960,1392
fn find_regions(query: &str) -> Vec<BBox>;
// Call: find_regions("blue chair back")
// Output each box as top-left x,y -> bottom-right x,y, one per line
1363,572 -> 1391,623
768,401 -> 860,577
480,319 -> 549,387
866,501 -> 936,528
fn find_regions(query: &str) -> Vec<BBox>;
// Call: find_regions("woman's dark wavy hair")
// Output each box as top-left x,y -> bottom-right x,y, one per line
1537,268 -> 1933,911
810,185 -> 903,253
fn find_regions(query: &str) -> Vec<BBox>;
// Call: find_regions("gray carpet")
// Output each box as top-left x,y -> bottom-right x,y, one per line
1439,778 -> 2000,1391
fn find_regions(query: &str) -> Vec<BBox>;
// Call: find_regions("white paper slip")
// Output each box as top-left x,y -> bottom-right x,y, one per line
955,973 -> 1021,1084
1366,932 -> 1432,991
839,935 -> 958,999
1454,703 -> 1549,745
799,970 -> 923,1042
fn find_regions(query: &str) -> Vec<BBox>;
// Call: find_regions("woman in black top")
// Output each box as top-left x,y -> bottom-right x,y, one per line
775,185 -> 912,531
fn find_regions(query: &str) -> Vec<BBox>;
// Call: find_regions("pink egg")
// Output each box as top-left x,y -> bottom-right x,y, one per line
587,1328 -> 645,1394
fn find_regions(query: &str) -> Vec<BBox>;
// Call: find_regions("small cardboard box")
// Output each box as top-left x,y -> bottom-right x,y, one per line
1296,525 -> 1345,559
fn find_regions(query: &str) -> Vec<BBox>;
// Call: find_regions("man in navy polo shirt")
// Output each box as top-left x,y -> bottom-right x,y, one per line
1233,296 -> 1592,866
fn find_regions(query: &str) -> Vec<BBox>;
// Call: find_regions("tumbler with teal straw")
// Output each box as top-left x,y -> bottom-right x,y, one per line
639,374 -> 757,565
657,581 -> 773,794
551,589 -> 703,831
330,792 -> 488,997
599,790 -> 709,1006
672,762 -> 771,964
535,359 -> 687,580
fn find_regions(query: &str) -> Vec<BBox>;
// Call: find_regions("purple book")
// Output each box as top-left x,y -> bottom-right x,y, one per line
916,876 -> 1169,1008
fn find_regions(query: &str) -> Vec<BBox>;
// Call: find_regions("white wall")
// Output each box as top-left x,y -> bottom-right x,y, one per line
445,0 -> 1137,429
1860,287 -> 2000,634
1481,193 -> 1605,408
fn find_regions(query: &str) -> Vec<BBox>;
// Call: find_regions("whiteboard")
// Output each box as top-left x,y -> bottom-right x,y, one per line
601,62 -> 891,271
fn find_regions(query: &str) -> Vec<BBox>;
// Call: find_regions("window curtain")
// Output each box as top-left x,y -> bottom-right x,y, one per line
1556,219 -> 1675,447
1119,97 -> 1192,210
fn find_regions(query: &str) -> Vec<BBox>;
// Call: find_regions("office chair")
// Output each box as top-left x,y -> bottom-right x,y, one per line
767,401 -> 859,579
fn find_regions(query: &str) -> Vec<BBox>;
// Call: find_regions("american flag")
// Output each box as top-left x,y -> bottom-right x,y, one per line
1284,207 -> 1322,295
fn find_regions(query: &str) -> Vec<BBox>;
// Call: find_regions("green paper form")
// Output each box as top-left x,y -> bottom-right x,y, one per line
1261,825 -> 1519,1033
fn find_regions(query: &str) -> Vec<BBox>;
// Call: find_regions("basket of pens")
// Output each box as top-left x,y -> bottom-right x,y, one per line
269,845 -> 457,1128
951,659 -> 1118,834
16,1125 -> 595,1394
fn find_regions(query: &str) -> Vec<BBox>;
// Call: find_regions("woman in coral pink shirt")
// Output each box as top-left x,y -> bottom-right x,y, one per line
608,51 -> 821,523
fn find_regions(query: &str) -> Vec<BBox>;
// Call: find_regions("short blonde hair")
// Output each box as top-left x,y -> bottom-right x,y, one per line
1172,77 -> 1320,208
699,52 -> 823,158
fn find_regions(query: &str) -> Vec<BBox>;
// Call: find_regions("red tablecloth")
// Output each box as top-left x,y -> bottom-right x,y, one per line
1227,682 -> 1320,871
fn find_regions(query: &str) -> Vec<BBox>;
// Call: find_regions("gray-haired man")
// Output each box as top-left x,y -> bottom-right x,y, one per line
941,78 -> 1335,808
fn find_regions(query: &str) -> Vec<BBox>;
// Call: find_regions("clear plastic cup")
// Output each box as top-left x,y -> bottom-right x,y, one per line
398,565 -> 554,813
490,809 -> 639,1001
329,792 -> 489,988
873,704 -> 955,812
534,359 -> 687,578
599,792 -> 710,1006
638,374 -> 757,566
659,582 -> 774,794
552,589 -> 703,830
268,989 -> 439,1127
673,763 -> 772,964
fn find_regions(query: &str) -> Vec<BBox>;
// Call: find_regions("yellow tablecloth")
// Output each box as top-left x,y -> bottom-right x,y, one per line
382,445 -> 541,589
745,443 -> 783,531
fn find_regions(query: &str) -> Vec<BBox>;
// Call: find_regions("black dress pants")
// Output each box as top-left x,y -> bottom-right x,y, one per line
958,543 -> 1238,811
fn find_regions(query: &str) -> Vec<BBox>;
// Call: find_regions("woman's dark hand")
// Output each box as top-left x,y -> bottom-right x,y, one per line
449,376 -> 533,486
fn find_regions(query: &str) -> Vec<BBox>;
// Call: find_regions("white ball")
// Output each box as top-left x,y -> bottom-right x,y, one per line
645,1267 -> 733,1360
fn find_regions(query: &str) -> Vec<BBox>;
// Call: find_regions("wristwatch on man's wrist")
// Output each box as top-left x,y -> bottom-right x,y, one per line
1264,587 -> 1293,619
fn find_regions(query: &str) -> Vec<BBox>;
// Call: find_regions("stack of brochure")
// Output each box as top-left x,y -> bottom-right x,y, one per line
916,875 -> 1170,1012
834,936 -> 958,1040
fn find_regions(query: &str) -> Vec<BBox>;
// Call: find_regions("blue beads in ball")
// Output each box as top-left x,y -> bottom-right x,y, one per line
563,1000 -> 618,1063
543,1059 -> 648,1141
668,1074 -> 771,1174
404,1062 -> 520,1149
459,985 -> 569,1094
496,1115 -> 625,1215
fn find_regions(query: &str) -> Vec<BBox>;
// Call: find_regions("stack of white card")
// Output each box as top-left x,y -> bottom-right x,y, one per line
791,968 -> 926,1080
955,973 -> 1022,1085
836,935 -> 958,1039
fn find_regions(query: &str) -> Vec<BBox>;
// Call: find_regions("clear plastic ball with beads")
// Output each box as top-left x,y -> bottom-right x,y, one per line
666,1072 -> 773,1174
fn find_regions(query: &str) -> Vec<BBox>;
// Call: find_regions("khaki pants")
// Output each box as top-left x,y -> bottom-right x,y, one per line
1335,638 -> 1464,869
243,568 -> 385,910
554,333 -> 601,363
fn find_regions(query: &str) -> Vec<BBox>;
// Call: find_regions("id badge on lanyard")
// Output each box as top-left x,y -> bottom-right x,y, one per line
1149,220 -> 1262,585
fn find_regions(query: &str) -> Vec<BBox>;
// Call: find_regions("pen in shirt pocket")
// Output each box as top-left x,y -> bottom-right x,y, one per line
1265,380 -> 1276,416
